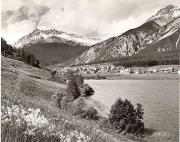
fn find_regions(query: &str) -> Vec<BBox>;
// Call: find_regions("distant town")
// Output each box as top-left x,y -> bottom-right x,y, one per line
57,63 -> 180,75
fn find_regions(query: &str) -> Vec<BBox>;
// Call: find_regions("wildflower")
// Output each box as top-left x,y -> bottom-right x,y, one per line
79,132 -> 86,139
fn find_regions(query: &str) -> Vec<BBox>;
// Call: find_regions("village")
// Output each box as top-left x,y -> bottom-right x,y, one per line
57,63 -> 180,75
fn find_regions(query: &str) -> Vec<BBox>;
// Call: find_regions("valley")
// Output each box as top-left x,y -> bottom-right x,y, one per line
1,3 -> 180,142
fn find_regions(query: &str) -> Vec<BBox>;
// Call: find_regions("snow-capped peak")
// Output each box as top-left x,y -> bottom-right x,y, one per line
14,28 -> 102,47
147,5 -> 180,26
156,5 -> 178,15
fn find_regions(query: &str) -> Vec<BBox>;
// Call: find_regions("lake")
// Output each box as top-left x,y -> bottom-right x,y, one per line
86,80 -> 179,142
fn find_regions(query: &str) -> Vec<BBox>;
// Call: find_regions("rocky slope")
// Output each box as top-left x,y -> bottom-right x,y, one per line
72,5 -> 180,65
135,28 -> 180,60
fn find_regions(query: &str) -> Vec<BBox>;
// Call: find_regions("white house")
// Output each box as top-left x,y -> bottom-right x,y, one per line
178,70 -> 180,75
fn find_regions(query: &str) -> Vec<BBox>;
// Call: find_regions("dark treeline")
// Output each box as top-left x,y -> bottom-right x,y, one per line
75,50 -> 179,67
1,38 -> 13,57
114,49 -> 179,67
14,48 -> 40,68
1,37 -> 40,68
114,58 -> 179,67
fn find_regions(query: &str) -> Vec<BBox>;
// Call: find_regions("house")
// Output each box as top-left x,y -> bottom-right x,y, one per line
120,68 -> 130,74
178,70 -> 180,75
148,69 -> 157,73
135,70 -> 139,74
161,67 -> 174,73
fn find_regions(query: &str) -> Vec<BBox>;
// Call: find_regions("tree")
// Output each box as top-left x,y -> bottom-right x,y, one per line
14,47 -> 40,68
66,72 -> 81,100
108,97 -> 144,135
74,74 -> 84,86
1,38 -> 12,57
34,59 -> 40,68
21,49 -> 26,61
30,54 -> 35,66
26,53 -> 31,64
1,38 -> 7,57
80,83 -> 94,97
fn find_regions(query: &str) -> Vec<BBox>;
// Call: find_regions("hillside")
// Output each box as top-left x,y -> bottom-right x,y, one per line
135,28 -> 180,60
71,5 -> 180,66
22,41 -> 90,65
1,56 -> 135,142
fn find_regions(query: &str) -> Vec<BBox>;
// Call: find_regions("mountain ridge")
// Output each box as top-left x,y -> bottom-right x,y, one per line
147,5 -> 180,26
71,5 -> 180,66
14,28 -> 102,47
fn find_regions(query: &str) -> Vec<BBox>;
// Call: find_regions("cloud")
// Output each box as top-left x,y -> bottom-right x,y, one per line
2,5 -> 49,28
1,2 -> 49,44
1,0 -> 180,44
38,0 -> 179,38
2,20 -> 36,44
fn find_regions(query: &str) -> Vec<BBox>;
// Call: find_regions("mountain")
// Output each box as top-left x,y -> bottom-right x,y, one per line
15,28 -> 101,47
147,5 -> 180,26
14,29 -> 102,65
71,5 -> 180,66
136,28 -> 180,58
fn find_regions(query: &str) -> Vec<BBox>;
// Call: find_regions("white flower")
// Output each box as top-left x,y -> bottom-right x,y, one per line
79,132 -> 86,139
2,118 -> 10,123
36,108 -> 41,113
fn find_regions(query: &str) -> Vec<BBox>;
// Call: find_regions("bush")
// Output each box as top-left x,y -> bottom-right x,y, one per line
66,72 -> 94,99
66,72 -> 81,100
99,118 -> 111,131
51,70 -> 57,76
65,72 -> 97,120
56,94 -> 63,108
97,75 -> 106,79
81,107 -> 99,120
80,84 -> 94,97
71,97 -> 86,116
65,97 -> 99,120
108,98 -> 144,135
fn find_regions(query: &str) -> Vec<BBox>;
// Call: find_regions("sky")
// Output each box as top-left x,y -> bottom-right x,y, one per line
1,0 -> 180,44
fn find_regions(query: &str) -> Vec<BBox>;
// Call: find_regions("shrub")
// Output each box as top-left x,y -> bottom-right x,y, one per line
65,72 -> 97,120
51,70 -> 57,76
60,95 -> 74,111
66,97 -> 99,120
97,75 -> 106,79
66,72 -> 81,100
66,72 -> 94,99
108,98 -> 144,135
99,118 -> 111,131
56,94 -> 63,108
81,107 -> 99,120
74,74 -> 84,86
71,97 -> 86,116
80,83 -> 94,97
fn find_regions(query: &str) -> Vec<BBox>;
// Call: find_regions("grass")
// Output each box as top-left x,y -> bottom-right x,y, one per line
1,57 -> 133,142
1,97 -> 90,142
